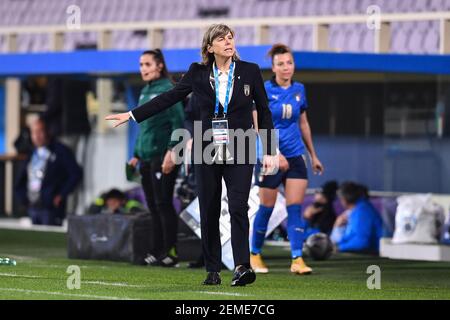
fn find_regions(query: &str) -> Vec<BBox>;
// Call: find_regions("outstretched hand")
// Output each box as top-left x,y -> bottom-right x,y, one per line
105,112 -> 131,128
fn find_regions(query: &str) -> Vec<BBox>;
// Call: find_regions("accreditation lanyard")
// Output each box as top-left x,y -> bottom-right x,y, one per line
213,61 -> 234,118
212,61 -> 234,146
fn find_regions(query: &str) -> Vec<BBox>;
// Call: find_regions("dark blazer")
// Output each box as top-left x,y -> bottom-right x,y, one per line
15,140 -> 83,217
131,60 -> 276,157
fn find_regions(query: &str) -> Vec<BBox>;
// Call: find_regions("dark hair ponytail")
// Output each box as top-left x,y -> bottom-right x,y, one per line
141,49 -> 170,79
267,43 -> 292,65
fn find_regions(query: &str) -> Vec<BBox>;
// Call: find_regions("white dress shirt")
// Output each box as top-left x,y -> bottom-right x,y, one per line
214,62 -> 235,107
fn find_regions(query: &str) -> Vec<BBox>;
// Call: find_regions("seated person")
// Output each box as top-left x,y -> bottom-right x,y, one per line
88,188 -> 145,215
331,182 -> 383,253
303,181 -> 338,235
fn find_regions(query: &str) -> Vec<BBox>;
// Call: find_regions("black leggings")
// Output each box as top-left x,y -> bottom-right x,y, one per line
140,157 -> 179,257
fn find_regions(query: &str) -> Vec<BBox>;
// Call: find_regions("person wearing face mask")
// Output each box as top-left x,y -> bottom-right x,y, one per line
106,24 -> 277,287
251,44 -> 324,275
128,49 -> 185,268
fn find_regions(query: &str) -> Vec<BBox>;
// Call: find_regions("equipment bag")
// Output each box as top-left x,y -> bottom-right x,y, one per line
392,194 -> 445,244
68,213 -> 153,264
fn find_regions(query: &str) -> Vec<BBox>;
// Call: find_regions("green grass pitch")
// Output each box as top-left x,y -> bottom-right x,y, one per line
1,228 -> 450,300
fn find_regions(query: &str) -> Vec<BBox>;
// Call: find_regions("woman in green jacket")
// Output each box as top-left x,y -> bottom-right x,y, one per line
128,49 -> 184,267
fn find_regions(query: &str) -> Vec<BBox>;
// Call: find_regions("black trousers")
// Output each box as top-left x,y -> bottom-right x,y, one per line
195,162 -> 254,272
140,157 -> 179,257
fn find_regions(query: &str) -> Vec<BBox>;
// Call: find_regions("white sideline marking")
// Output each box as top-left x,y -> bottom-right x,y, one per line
192,291 -> 250,297
83,281 -> 147,288
0,255 -> 37,262
32,264 -> 76,269
0,287 -> 137,300
0,273 -> 41,279
33,264 -> 111,269
0,273 -> 251,297
0,272 -> 147,288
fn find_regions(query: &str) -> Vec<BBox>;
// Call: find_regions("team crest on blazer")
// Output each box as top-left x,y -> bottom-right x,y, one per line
244,84 -> 250,96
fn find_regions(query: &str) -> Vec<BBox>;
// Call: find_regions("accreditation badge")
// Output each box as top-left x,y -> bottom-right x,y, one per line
212,118 -> 229,145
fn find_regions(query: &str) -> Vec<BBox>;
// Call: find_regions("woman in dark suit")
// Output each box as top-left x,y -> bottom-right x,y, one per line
106,24 -> 277,286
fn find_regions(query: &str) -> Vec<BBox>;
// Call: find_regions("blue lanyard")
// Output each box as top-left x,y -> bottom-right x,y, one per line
213,61 -> 234,117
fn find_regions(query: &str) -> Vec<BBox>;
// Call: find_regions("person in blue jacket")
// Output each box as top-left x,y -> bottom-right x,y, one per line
331,182 -> 383,253
15,117 -> 82,226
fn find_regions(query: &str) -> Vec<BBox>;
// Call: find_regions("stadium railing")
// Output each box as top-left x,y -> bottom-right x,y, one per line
0,11 -> 450,54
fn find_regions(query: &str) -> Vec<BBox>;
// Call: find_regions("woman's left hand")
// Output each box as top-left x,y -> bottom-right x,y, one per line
311,156 -> 324,175
105,112 -> 131,128
162,150 -> 176,174
262,155 -> 278,175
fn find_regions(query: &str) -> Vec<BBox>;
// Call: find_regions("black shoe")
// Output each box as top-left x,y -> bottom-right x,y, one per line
158,254 -> 179,268
231,265 -> 256,287
144,254 -> 179,267
203,272 -> 221,285
144,254 -> 161,266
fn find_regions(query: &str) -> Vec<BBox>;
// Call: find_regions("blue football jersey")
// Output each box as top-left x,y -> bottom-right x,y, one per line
264,79 -> 308,158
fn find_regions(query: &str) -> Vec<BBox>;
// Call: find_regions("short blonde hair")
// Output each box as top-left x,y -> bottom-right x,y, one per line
201,24 -> 240,65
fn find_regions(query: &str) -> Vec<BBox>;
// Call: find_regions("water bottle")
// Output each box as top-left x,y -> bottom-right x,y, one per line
0,258 -> 17,266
